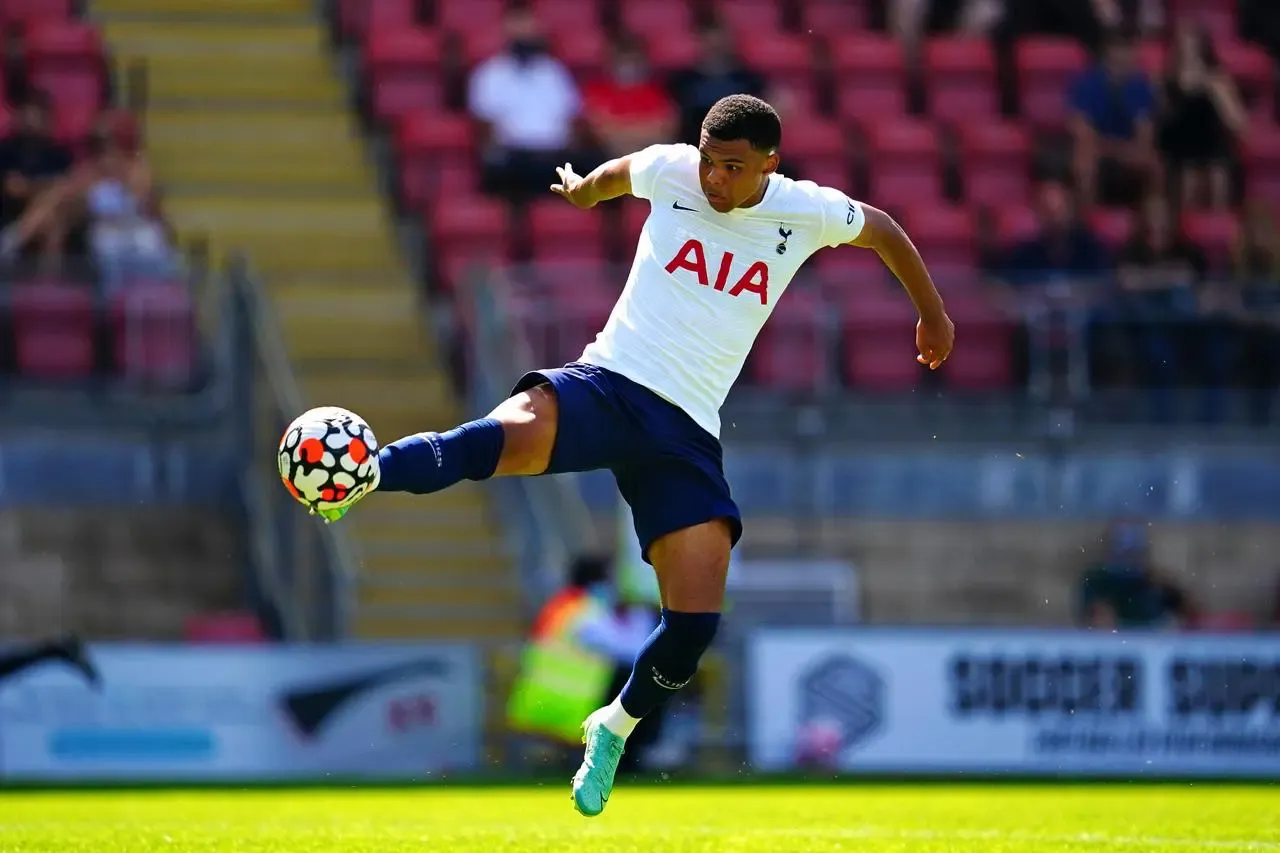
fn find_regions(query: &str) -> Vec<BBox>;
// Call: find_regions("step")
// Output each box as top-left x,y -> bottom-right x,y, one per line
298,376 -> 457,439
97,0 -> 310,15
360,553 -> 511,576
360,538 -> 508,559
101,19 -> 324,53
137,65 -> 344,106
357,584 -> 520,609
350,521 -> 498,546
362,487 -> 490,514
352,614 -> 524,642
274,285 -> 434,364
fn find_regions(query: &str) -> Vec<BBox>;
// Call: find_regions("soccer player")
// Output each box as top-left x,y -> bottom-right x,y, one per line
324,94 -> 953,815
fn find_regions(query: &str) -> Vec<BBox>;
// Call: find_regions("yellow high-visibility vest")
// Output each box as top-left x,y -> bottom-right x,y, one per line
507,589 -> 615,744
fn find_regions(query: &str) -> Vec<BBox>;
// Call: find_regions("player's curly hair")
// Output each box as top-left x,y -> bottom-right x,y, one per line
701,94 -> 781,153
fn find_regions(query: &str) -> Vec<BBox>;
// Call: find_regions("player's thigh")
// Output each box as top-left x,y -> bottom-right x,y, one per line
616,462 -> 742,613
493,366 -> 631,477
485,383 -> 559,477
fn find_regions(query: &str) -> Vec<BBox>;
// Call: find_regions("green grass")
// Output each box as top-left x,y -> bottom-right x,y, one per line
0,784 -> 1277,852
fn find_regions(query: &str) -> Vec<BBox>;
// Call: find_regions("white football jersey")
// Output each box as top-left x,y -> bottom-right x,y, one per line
579,143 -> 867,438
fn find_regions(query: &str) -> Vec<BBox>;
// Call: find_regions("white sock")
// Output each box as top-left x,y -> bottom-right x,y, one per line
597,695 -> 640,738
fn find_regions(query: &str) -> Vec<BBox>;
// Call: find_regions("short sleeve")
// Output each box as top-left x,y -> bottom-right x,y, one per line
816,185 -> 866,248
466,60 -> 501,121
629,143 -> 688,201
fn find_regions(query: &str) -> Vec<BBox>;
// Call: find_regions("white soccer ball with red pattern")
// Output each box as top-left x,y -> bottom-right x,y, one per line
278,406 -> 379,513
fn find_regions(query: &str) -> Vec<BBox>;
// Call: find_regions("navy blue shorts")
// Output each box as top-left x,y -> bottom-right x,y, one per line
511,362 -> 742,563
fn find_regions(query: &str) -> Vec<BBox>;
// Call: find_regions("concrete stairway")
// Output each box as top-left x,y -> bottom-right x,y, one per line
92,0 -> 522,643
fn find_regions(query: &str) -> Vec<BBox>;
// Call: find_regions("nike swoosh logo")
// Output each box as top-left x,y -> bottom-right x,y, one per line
672,201 -> 697,211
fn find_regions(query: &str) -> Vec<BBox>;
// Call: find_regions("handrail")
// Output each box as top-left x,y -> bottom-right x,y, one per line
228,254 -> 359,639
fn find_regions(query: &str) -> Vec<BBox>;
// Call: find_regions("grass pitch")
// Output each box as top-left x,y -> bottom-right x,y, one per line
0,783 -> 1277,852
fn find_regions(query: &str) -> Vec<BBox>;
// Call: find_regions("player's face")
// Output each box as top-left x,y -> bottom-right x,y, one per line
697,134 -> 778,213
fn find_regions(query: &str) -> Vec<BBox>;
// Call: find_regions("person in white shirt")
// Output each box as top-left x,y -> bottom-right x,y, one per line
309,94 -> 955,816
466,7 -> 583,202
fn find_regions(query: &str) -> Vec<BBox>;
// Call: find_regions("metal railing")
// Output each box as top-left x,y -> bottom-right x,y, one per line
460,263 -> 599,607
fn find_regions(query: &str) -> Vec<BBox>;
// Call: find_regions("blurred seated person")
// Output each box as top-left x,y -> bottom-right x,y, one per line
467,6 -> 583,203
583,34 -> 676,159
1000,181 -> 1112,297
0,94 -> 72,245
1069,33 -> 1160,208
1,127 -> 173,286
1078,520 -> 1195,630
1156,25 -> 1247,209
1113,193 -> 1214,419
668,24 -> 765,147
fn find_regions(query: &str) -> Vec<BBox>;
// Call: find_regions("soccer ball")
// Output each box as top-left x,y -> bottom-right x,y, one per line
278,406 -> 379,514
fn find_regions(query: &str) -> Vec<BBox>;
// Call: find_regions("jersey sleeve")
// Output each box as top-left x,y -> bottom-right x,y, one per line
815,185 -> 867,248
628,143 -> 689,201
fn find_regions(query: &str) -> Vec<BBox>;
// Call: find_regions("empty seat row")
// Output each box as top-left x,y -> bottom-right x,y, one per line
2,279 -> 198,386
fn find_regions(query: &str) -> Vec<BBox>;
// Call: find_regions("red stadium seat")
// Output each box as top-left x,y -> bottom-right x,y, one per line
1089,207 -> 1134,250
51,99 -> 97,145
185,611 -> 267,644
996,204 -> 1039,246
944,328 -> 1013,390
839,287 -> 921,391
643,31 -> 700,74
620,0 -> 693,39
738,34 -> 815,103
799,0 -> 870,33
550,276 -> 614,363
340,0 -> 414,42
957,121 -> 1031,207
901,205 -> 977,269
1181,209 -> 1239,270
1136,40 -> 1166,78
1171,0 -> 1238,44
9,279 -> 96,379
1242,124 -> 1280,204
550,29 -> 608,78
439,0 -> 505,36
1015,37 -> 1089,130
923,37 -> 999,124
365,28 -> 444,125
718,0 -> 784,38
781,114 -> 845,177
535,0 -> 599,31
397,111 -> 473,209
527,199 -> 607,261
752,286 -> 827,391
863,118 -> 944,204
794,161 -> 852,197
618,198 -> 650,257
25,22 -> 105,119
0,0 -> 73,28
430,195 -> 511,290
460,28 -> 507,67
109,281 -> 197,388
831,34 -> 907,120
813,239 -> 885,293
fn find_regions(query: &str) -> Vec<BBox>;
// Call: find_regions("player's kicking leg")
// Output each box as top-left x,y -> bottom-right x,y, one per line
573,517 -> 730,817
317,383 -> 560,524
0,635 -> 100,688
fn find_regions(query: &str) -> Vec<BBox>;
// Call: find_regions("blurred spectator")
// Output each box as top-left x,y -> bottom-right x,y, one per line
1114,193 -> 1214,419
2,127 -> 173,285
668,24 -> 765,146
1156,25 -> 1247,210
1078,520 -> 1194,630
467,6 -> 582,202
1001,181 -> 1112,293
582,34 -> 676,159
1227,200 -> 1280,423
0,94 -> 72,245
1069,34 -> 1160,208
2,26 -> 31,105
891,0 -> 1003,43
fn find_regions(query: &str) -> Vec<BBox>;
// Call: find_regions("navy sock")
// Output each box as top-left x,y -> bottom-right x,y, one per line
376,418 -> 506,495
618,609 -> 721,718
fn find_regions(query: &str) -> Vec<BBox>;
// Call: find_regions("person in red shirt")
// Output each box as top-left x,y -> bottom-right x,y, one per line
582,35 -> 676,159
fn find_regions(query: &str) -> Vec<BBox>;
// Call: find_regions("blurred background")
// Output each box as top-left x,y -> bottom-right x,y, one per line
0,0 -> 1277,784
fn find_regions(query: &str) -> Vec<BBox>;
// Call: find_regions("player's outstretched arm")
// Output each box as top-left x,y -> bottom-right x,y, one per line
851,204 -> 955,370
549,157 -> 634,209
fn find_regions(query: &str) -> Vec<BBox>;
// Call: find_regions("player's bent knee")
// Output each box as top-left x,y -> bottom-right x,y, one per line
486,383 -> 559,476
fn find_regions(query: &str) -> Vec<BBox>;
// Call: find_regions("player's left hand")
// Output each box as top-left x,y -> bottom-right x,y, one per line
916,312 -> 954,370
550,163 -> 596,209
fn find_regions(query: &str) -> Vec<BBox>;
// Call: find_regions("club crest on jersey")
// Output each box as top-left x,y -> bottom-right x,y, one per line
776,225 -> 792,255
664,238 -> 770,305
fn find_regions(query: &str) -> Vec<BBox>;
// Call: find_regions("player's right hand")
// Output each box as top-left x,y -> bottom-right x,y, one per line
550,163 -> 596,209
